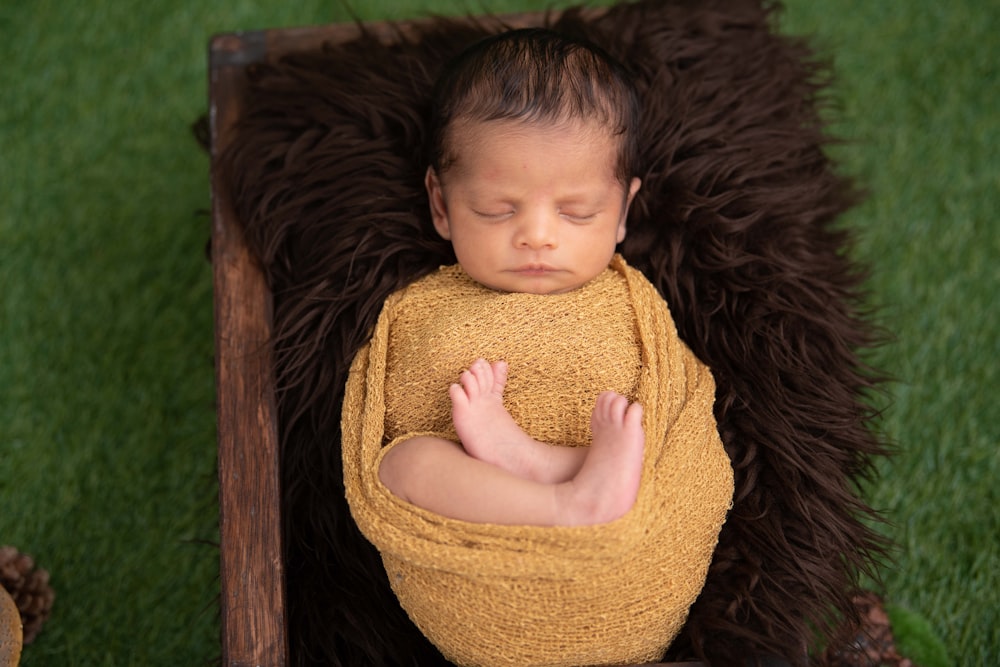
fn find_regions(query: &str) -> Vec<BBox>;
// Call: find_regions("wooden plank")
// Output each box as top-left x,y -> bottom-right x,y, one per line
209,31 -> 288,667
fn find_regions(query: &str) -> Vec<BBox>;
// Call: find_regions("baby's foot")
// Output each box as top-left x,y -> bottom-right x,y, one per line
450,359 -> 548,480
556,392 -> 645,526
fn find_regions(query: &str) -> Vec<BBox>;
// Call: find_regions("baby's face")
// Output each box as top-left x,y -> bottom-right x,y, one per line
427,118 -> 640,294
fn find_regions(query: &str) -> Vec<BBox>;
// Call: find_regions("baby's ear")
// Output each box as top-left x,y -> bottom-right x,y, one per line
425,167 -> 451,240
618,177 -> 642,243
627,177 -> 642,204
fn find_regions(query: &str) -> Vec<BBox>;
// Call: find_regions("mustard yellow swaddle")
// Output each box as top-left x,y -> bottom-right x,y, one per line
342,255 -> 733,667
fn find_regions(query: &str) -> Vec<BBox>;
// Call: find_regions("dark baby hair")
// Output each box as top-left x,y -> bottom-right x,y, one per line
426,27 -> 641,184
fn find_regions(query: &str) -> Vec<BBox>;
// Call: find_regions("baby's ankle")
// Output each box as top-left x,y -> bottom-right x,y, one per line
554,476 -> 636,526
521,442 -> 568,484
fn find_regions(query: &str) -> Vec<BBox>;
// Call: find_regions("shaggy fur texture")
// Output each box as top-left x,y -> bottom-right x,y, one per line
222,1 -> 889,664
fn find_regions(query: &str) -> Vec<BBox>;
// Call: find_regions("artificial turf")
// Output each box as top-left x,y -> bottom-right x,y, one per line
1,1 -> 996,665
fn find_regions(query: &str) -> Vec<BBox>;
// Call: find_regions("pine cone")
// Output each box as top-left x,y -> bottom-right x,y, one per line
0,546 -> 55,644
815,591 -> 914,667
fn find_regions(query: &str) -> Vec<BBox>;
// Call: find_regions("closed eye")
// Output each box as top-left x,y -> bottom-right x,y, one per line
560,211 -> 599,223
472,209 -> 514,220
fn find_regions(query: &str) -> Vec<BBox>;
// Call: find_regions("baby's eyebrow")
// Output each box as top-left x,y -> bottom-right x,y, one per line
463,190 -> 516,204
558,193 -> 599,202
556,192 -> 610,206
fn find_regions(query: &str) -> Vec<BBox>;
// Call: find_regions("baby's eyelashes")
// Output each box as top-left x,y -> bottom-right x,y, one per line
560,211 -> 599,223
470,208 -> 599,223
472,209 -> 515,221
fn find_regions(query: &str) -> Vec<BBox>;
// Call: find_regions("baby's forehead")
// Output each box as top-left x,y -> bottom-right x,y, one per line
440,118 -> 624,190
447,116 -> 619,153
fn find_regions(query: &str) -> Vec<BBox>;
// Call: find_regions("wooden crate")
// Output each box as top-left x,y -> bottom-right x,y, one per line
209,26 -> 287,667
208,15 -> 703,667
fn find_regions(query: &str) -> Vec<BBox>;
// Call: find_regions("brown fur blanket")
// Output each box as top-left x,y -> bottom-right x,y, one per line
222,0 -> 889,664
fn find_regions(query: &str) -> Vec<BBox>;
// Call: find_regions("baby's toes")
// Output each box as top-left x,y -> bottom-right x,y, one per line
449,381 -> 470,410
458,359 -> 493,399
596,392 -> 629,425
458,368 -> 480,398
623,402 -> 644,432
471,358 -> 496,393
490,360 -> 509,394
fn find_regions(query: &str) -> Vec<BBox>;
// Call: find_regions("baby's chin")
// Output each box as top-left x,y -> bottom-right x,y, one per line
484,273 -> 587,295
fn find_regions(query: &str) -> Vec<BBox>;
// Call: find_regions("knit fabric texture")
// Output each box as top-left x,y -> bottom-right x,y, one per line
342,255 -> 734,666
383,264 -> 641,447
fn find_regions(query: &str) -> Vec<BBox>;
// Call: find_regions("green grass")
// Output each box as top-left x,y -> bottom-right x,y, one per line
888,603 -> 950,667
778,4 -> 999,664
1,1 -> 995,665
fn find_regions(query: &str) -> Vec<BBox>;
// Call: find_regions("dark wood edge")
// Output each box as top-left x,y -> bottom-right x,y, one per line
209,32 -> 288,667
207,7 -> 610,67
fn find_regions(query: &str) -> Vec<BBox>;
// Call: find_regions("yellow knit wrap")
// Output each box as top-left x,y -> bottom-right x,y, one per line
342,255 -> 733,667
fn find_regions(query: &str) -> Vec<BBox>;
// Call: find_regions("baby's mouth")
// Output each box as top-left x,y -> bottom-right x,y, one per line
511,264 -> 559,274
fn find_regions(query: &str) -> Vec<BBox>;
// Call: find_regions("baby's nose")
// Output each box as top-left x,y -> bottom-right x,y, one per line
514,213 -> 558,249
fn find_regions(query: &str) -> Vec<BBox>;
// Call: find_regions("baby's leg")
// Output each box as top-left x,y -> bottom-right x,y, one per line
379,435 -> 576,525
450,358 -> 533,460
555,392 -> 645,526
378,391 -> 644,527
451,359 -> 584,483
